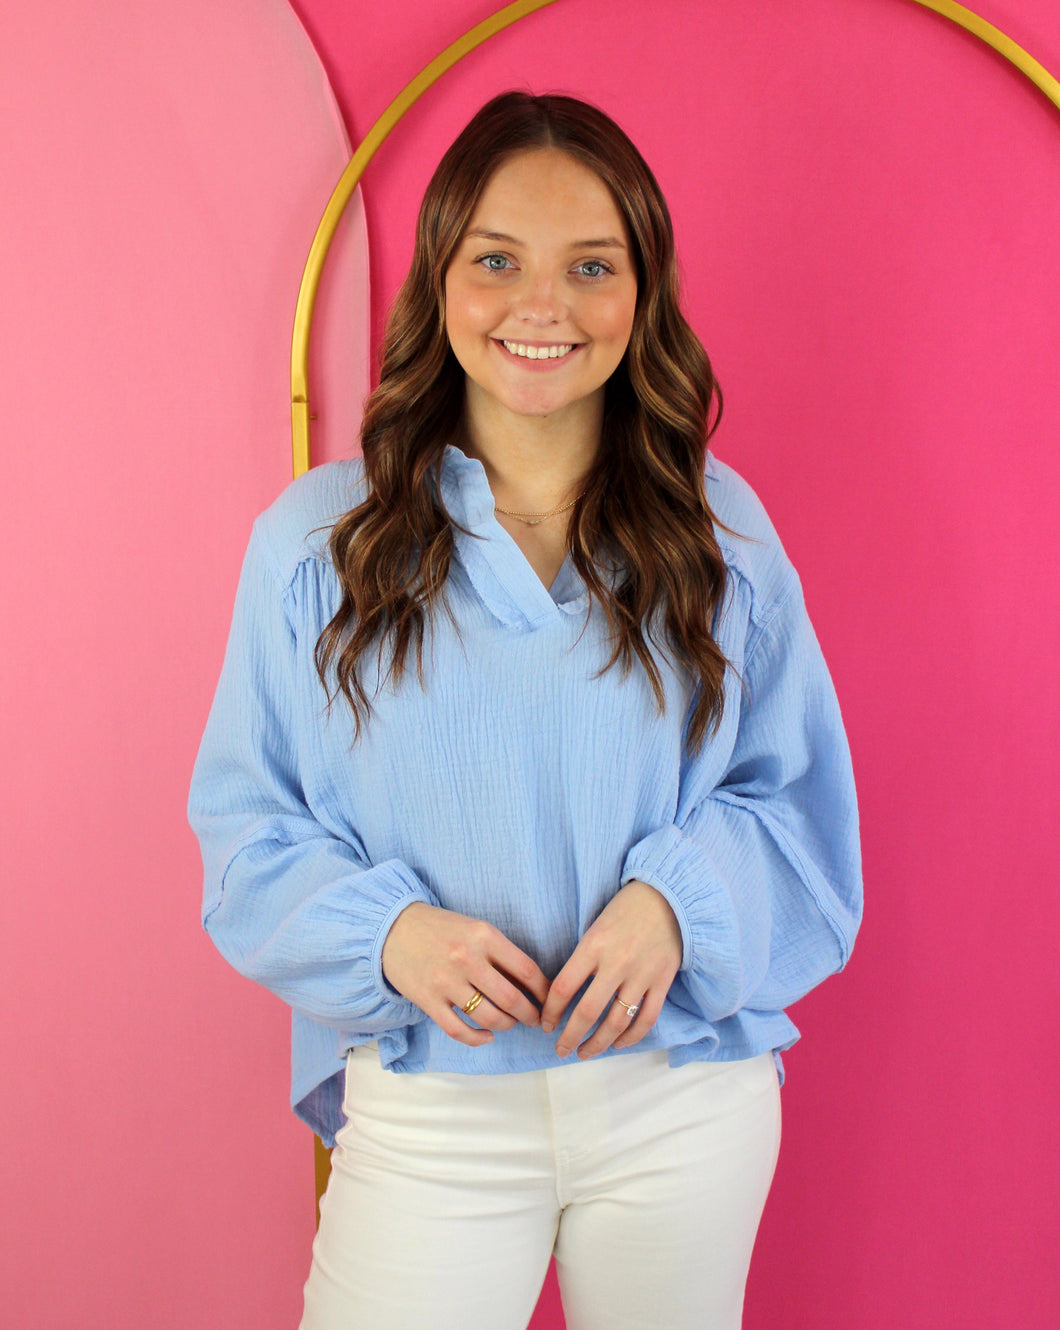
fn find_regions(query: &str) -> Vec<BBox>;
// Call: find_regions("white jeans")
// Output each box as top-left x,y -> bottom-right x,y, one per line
299,1042 -> 781,1330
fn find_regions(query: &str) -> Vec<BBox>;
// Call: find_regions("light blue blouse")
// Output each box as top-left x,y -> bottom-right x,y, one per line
188,443 -> 862,1146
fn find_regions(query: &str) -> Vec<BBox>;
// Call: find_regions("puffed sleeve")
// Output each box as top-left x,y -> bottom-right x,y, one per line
187,520 -> 441,1030
618,576 -> 862,1022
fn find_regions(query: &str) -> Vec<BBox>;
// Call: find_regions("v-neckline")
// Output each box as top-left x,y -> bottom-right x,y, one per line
498,527 -> 572,599
435,443 -> 590,627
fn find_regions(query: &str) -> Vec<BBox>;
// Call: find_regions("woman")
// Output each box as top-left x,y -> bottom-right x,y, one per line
189,90 -> 862,1330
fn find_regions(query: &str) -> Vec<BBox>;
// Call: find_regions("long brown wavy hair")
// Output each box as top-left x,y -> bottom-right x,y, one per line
316,90 -> 731,757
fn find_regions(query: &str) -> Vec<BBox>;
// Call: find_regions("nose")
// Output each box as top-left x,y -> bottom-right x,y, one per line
511,269 -> 569,326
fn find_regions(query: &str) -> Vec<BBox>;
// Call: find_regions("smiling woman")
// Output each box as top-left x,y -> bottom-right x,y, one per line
188,90 -> 862,1330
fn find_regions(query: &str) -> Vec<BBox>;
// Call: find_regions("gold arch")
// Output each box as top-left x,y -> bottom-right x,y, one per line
291,0 -> 1060,481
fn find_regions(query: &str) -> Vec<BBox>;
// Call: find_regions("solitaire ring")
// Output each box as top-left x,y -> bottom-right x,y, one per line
613,997 -> 640,1020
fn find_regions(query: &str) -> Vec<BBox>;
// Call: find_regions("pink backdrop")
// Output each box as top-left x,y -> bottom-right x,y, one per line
3,2 -> 1059,1327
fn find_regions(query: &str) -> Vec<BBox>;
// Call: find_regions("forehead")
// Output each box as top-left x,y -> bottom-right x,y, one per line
467,148 -> 629,238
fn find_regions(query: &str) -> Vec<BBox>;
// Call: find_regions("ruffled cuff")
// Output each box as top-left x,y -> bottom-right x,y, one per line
619,824 -> 743,1010
362,857 -> 444,1011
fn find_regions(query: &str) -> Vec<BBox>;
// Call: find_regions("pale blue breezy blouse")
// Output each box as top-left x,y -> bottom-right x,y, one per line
188,443 -> 862,1146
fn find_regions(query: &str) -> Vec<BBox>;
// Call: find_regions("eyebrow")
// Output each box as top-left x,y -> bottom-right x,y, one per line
463,229 -> 627,250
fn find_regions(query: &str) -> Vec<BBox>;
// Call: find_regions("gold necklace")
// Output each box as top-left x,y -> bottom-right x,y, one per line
494,493 -> 584,527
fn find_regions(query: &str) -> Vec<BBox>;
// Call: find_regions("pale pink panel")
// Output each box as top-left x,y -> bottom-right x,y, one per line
294,3 -> 1060,1329
0,1 -> 365,1326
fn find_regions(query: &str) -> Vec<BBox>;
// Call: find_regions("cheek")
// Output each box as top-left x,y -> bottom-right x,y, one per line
445,278 -> 499,337
595,289 -> 637,343
464,291 -> 502,331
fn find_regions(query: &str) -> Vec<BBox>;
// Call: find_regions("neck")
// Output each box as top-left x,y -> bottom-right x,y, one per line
459,387 -> 602,512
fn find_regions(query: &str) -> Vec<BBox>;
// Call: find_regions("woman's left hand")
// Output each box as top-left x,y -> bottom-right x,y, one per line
540,879 -> 682,1059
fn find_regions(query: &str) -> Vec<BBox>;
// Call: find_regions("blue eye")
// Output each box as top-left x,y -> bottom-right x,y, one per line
478,254 -> 513,272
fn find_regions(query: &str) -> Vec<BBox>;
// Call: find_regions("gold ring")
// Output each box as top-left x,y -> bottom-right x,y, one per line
613,997 -> 640,1019
462,989 -> 484,1015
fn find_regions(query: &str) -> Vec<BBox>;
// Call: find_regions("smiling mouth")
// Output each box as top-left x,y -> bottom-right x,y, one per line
494,339 -> 583,363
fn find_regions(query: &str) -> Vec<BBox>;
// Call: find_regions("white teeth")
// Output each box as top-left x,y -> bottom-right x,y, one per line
501,340 -> 575,360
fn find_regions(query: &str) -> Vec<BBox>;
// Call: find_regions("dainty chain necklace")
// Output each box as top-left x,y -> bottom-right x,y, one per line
494,493 -> 584,527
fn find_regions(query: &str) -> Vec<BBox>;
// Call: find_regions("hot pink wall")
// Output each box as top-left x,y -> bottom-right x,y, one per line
2,2 -> 1058,1327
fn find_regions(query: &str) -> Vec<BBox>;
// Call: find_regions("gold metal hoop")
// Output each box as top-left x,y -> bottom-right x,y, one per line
908,0 -> 1060,101
290,0 -> 1060,481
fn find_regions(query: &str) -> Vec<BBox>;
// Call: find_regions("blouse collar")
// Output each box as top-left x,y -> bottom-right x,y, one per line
432,443 -> 591,631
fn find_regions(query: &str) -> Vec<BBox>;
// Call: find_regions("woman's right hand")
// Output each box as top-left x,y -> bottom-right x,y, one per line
381,902 -> 550,1047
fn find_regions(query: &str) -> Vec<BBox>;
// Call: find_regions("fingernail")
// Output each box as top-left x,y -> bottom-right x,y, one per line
541,1021 -> 554,1033
556,1045 -> 569,1057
